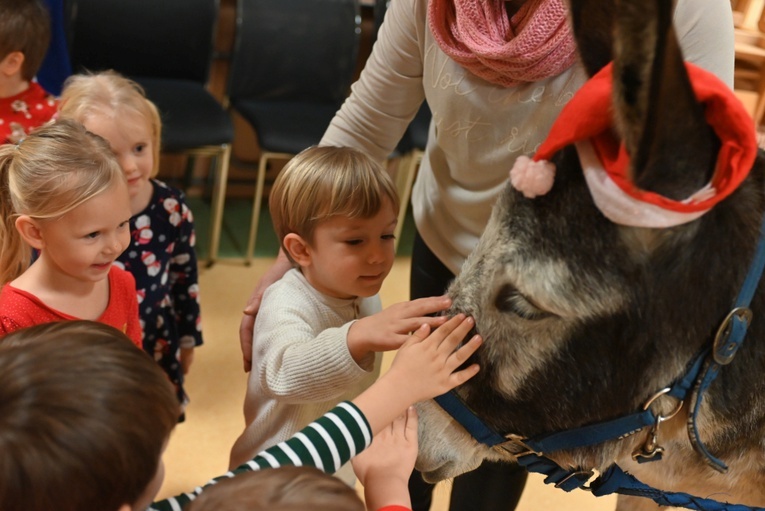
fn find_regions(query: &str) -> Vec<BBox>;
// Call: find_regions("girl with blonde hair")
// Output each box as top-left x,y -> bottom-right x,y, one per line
0,119 -> 141,346
59,71 -> 203,417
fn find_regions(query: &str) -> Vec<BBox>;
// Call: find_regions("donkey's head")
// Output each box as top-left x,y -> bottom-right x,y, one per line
416,0 -> 764,485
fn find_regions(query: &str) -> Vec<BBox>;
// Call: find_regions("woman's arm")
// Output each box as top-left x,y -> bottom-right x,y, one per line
321,0 -> 428,160
674,0 -> 734,88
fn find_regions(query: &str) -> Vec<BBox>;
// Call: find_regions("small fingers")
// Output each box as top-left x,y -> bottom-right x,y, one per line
446,333 -> 482,369
450,362 -> 481,387
406,323 -> 432,344
435,315 -> 474,353
402,315 -> 448,334
404,406 -> 418,442
409,295 -> 452,316
421,314 -> 467,348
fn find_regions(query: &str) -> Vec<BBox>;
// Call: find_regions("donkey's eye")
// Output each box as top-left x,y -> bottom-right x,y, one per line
494,284 -> 554,320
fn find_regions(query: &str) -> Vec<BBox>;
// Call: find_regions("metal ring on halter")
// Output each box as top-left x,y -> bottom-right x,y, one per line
642,387 -> 683,423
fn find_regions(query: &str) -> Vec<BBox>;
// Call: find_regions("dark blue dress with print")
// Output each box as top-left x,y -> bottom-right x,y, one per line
115,180 -> 203,417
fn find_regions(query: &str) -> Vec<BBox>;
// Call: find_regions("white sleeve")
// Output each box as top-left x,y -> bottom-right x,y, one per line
674,0 -> 735,88
320,0 -> 428,161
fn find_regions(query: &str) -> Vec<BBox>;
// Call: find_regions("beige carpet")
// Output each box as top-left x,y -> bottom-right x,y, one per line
157,257 -> 616,510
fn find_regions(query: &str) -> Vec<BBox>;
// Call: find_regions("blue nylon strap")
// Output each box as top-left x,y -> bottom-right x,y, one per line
433,392 -> 506,447
684,213 -> 765,472
668,351 -> 709,400
591,465 -> 765,511
688,358 -> 728,472
523,408 -> 656,453
735,215 -> 765,307
434,391 -> 657,454
518,452 -> 765,510
516,453 -> 594,492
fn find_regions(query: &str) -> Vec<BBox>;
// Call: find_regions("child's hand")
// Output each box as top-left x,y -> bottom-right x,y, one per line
386,314 -> 481,403
352,314 -> 481,435
346,295 -> 452,363
352,407 -> 418,510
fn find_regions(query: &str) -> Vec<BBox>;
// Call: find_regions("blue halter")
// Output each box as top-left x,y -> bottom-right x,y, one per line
434,214 -> 765,511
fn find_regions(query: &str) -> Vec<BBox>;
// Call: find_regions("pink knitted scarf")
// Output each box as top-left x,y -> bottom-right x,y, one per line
428,0 -> 578,87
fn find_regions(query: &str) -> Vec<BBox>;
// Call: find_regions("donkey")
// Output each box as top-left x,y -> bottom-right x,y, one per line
415,0 -> 765,509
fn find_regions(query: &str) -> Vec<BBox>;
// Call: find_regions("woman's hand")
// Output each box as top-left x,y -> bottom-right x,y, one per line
238,250 -> 291,372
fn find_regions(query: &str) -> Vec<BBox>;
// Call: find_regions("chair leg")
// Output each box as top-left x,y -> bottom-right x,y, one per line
183,155 -> 197,190
245,153 -> 270,265
393,149 -> 422,253
244,151 -> 294,265
206,144 -> 232,267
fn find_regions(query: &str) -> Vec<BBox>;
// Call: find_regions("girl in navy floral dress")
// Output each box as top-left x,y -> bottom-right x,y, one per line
59,71 -> 203,418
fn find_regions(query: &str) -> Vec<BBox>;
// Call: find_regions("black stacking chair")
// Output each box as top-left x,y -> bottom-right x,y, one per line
66,0 -> 234,266
226,0 -> 361,264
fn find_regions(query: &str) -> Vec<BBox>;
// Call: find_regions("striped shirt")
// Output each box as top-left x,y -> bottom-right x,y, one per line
149,401 -> 371,511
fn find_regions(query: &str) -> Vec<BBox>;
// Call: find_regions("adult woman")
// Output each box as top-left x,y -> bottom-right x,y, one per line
240,0 -> 735,508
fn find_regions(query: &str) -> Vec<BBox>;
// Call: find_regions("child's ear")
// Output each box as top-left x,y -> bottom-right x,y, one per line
0,51 -> 24,78
15,216 -> 44,250
283,233 -> 312,266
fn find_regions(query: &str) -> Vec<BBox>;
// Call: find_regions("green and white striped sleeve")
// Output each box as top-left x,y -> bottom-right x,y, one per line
148,401 -> 371,511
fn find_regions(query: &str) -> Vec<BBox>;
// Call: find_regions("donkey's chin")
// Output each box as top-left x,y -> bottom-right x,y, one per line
414,400 -> 498,482
415,457 -> 482,483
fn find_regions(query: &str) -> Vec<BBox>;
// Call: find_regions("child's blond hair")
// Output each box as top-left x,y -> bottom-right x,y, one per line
0,0 -> 50,82
0,119 -> 125,284
59,70 -> 163,176
0,321 -> 179,511
269,146 -> 399,264
186,466 -> 364,511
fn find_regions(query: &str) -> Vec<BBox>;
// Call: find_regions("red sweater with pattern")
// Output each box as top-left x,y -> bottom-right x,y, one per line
0,81 -> 58,144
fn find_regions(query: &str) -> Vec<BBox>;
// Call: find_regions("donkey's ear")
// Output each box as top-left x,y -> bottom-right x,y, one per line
568,0 -> 615,76
611,0 -> 719,199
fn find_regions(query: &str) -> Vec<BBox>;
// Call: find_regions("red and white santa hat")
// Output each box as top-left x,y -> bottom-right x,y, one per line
509,62 -> 758,228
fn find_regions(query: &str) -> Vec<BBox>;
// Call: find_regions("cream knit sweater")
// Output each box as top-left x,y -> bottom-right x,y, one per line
230,269 -> 382,484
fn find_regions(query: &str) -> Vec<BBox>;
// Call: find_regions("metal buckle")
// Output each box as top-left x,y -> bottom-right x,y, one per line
713,307 -> 752,365
632,388 -> 683,462
631,421 -> 665,463
498,434 -> 542,456
555,469 -> 597,491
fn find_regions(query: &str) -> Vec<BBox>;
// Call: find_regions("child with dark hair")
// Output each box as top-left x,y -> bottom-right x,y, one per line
0,316 -> 481,511
0,0 -> 58,144
0,321 -> 178,511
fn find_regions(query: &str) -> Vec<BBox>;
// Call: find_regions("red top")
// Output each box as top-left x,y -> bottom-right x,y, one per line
376,507 -> 412,511
0,81 -> 58,144
0,266 -> 143,347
